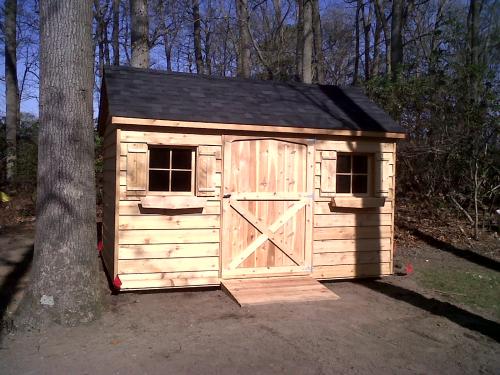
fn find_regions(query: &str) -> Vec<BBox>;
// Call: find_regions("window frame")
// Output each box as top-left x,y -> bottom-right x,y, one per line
147,146 -> 196,196
335,153 -> 374,196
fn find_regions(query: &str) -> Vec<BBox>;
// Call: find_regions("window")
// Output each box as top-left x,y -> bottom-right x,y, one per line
148,147 -> 195,193
336,153 -> 371,194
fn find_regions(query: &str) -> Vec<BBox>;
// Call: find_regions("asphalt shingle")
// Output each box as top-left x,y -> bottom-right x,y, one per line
100,66 -> 404,134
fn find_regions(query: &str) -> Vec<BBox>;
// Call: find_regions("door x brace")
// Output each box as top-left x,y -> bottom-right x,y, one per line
227,199 -> 308,270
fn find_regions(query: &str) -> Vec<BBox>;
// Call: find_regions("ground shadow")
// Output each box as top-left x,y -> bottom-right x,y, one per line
399,223 -> 500,272
0,245 -> 34,322
358,280 -> 500,342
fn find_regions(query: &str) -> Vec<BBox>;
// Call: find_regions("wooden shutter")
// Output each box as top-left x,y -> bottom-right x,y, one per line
126,143 -> 148,196
374,153 -> 389,197
320,151 -> 337,194
196,146 -> 217,196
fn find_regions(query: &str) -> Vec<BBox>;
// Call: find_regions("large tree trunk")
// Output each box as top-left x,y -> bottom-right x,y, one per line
4,0 -> 19,187
130,0 -> 149,68
236,0 -> 251,78
19,0 -> 101,328
301,0 -> 313,83
295,0 -> 304,81
311,0 -> 324,83
192,0 -> 204,74
467,0 -> 481,67
112,0 -> 120,65
391,0 -> 404,79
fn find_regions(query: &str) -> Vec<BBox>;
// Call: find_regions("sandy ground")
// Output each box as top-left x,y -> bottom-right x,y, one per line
0,225 -> 499,374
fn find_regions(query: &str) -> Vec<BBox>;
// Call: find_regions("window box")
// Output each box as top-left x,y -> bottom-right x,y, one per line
140,195 -> 207,210
330,196 -> 385,209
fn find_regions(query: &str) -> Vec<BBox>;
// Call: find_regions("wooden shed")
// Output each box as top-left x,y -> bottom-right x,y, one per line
98,66 -> 405,296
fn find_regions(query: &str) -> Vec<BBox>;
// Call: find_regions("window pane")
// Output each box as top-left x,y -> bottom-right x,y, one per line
150,148 -> 170,169
171,171 -> 191,191
149,170 -> 170,191
353,155 -> 368,173
336,175 -> 351,193
171,149 -> 192,169
337,155 -> 351,173
352,175 -> 368,194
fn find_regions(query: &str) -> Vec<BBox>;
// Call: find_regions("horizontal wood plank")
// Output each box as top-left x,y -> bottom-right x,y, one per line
313,251 -> 391,266
119,229 -> 220,245
118,257 -> 219,273
314,213 -> 392,227
120,277 -> 220,289
118,215 -> 220,230
120,131 -> 222,147
313,238 -> 392,253
118,200 -> 221,215
314,201 -> 393,214
313,226 -> 392,240
313,263 -> 392,279
119,243 -> 219,259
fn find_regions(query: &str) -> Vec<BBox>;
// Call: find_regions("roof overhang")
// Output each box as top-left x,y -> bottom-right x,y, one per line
110,116 -> 407,140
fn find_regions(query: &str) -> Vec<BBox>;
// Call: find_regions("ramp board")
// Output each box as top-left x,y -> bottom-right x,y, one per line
221,276 -> 339,306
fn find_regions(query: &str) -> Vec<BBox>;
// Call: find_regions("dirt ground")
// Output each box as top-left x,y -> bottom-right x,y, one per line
0,224 -> 499,375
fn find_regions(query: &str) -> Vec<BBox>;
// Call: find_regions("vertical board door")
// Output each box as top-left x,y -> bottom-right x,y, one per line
221,136 -> 314,279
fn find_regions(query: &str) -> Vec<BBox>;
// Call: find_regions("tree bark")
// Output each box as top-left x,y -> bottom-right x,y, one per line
236,0 -> 251,78
112,0 -> 120,65
372,0 -> 382,76
361,1 -> 372,80
391,0 -> 404,80
4,0 -> 19,186
192,0 -> 204,74
353,0 -> 361,85
19,0 -> 101,328
295,0 -> 304,81
311,0 -> 324,83
301,0 -> 313,83
374,0 -> 391,75
130,0 -> 149,68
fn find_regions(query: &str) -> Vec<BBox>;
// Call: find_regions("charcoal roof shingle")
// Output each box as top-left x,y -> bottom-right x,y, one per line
100,66 -> 404,134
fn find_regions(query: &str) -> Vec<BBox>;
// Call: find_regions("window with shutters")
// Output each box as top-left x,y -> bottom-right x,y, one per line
148,147 -> 195,194
336,153 -> 372,195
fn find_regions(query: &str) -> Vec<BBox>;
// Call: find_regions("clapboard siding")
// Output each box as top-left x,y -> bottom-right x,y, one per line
101,128 -> 118,278
311,140 -> 396,279
114,129 -> 223,288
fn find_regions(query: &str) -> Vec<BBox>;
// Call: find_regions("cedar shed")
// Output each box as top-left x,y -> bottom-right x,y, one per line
98,66 -> 405,293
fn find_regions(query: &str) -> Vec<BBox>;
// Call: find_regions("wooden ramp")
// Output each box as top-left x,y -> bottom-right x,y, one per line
221,276 -> 339,306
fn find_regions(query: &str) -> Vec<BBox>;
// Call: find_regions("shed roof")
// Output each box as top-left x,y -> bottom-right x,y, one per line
99,66 -> 404,135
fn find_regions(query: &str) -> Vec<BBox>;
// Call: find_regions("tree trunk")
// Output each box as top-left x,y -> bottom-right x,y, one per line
130,0 -> 149,68
236,0 -> 251,78
192,0 -> 204,74
112,0 -> 120,65
353,0 -> 361,85
301,0 -> 313,83
295,0 -> 304,81
391,0 -> 404,80
374,0 -> 390,75
311,0 -> 324,83
361,1 -> 372,80
4,0 -> 19,187
372,1 -> 382,76
19,0 -> 101,328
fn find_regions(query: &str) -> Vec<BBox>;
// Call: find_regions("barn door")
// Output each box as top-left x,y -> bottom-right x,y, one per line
221,136 -> 314,279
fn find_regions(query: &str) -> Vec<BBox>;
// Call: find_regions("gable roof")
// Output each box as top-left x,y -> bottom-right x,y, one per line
99,66 -> 405,135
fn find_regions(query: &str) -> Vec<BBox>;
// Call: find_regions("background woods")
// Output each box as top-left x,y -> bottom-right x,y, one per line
0,1 -> 499,235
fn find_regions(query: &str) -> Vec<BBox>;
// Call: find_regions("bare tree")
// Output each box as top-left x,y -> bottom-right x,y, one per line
302,0 -> 313,83
112,0 -> 120,65
4,0 -> 19,186
311,0 -> 324,83
236,0 -> 251,78
374,0 -> 391,75
130,0 -> 149,68
20,0 -> 101,327
353,0 -> 361,84
192,0 -> 204,74
391,0 -> 404,79
295,0 -> 304,80
361,0 -> 372,80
